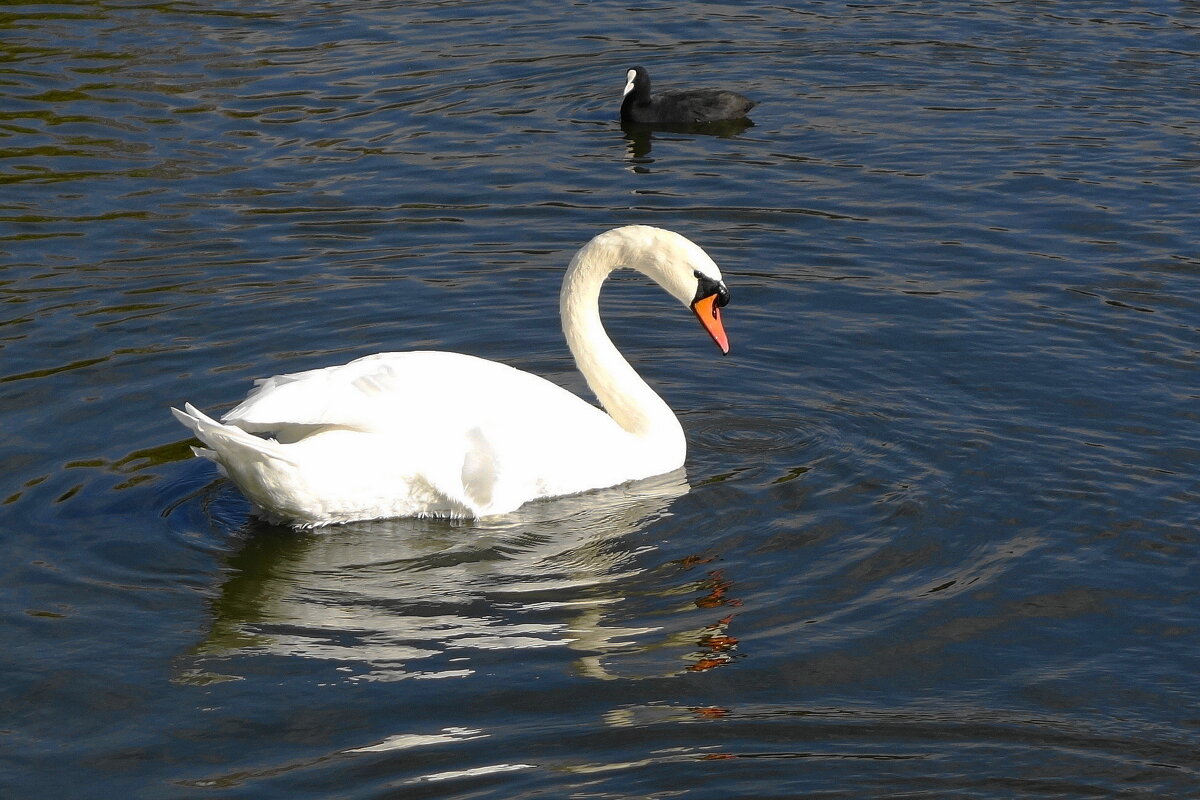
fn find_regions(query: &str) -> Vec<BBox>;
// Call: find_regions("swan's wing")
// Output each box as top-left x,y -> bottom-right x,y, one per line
222,351 -> 436,433
221,351 -> 609,439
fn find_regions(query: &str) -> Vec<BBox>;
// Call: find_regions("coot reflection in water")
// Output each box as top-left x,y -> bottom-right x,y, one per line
622,118 -> 756,159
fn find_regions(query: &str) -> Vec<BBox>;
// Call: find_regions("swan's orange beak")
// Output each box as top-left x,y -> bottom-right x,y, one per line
692,294 -> 730,355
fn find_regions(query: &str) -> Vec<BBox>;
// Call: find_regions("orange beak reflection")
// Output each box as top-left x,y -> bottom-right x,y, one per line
691,294 -> 730,355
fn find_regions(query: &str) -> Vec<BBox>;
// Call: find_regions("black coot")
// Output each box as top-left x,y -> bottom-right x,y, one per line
620,66 -> 756,124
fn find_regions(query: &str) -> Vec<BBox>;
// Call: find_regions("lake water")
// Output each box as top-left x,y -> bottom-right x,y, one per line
3,1 -> 1199,797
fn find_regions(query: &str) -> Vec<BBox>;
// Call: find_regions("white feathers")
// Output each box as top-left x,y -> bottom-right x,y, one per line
171,226 -> 728,526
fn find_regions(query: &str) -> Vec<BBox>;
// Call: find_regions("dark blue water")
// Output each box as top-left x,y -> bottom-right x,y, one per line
3,2 -> 1198,797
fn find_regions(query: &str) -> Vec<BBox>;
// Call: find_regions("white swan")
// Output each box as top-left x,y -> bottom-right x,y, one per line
172,225 -> 731,526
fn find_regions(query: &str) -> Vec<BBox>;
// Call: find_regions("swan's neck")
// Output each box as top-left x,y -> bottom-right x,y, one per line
560,243 -> 683,447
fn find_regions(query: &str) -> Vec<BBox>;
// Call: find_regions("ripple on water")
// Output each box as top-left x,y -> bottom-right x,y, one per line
3,2 -> 1200,798
689,413 -> 826,457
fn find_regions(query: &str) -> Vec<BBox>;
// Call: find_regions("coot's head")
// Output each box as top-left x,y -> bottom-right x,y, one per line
621,66 -> 652,119
623,66 -> 651,97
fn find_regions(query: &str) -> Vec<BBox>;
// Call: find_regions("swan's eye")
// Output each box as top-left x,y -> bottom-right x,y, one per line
693,270 -> 730,307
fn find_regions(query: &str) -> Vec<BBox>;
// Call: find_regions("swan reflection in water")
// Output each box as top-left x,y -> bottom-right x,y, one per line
182,471 -> 735,683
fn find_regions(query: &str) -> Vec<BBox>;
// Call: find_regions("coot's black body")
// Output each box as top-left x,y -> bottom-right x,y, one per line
620,66 -> 756,124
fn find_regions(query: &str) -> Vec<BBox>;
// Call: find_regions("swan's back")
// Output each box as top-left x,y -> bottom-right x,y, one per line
226,351 -> 621,449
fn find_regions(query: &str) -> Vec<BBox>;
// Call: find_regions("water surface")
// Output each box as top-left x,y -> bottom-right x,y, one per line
2,2 -> 1198,797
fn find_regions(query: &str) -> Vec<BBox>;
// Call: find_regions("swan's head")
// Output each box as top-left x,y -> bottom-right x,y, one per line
587,225 -> 731,355
689,266 -> 731,355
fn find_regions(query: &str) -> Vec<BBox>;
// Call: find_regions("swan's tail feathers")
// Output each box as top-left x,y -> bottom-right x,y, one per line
191,445 -> 216,460
171,403 -> 298,468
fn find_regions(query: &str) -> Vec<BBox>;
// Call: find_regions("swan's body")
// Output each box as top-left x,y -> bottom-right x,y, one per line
620,66 -> 756,124
173,225 -> 731,527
